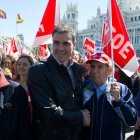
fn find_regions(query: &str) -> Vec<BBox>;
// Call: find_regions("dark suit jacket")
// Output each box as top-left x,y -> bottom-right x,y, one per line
28,55 -> 84,140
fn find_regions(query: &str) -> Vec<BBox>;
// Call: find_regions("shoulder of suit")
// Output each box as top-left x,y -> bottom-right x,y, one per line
73,62 -> 84,72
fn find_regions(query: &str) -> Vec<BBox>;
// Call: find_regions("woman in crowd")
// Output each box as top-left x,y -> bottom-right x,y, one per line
15,54 -> 34,90
15,54 -> 34,120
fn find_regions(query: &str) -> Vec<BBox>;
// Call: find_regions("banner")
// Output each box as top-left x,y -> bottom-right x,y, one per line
33,0 -> 61,47
39,45 -> 47,58
102,0 -> 139,77
83,37 -> 95,54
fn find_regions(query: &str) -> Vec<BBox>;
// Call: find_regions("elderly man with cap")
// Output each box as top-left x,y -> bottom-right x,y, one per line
80,53 -> 137,140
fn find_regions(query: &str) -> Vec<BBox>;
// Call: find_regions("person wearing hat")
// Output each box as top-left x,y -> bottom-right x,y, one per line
0,50 -> 31,140
80,53 -> 137,140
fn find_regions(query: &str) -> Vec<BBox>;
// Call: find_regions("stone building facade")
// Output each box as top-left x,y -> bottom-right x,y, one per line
62,0 -> 140,55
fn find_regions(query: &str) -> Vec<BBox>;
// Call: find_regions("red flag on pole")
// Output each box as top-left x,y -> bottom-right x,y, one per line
83,37 -> 95,54
10,38 -> 18,54
39,44 -> 50,59
102,0 -> 139,77
2,42 -> 8,55
101,22 -> 106,43
33,0 -> 61,47
39,45 -> 47,58
0,9 -> 7,19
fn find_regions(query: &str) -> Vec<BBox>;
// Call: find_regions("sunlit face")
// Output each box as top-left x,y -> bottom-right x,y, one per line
5,57 -> 11,69
52,32 -> 76,65
17,58 -> 31,77
89,61 -> 111,86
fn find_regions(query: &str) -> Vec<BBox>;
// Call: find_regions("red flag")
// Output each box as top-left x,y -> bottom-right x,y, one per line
2,42 -> 8,55
39,45 -> 48,58
83,37 -> 95,54
0,9 -> 6,19
0,70 -> 10,88
34,0 -> 61,46
39,45 -> 50,59
101,22 -> 106,43
10,38 -> 18,54
102,0 -> 139,77
86,53 -> 92,60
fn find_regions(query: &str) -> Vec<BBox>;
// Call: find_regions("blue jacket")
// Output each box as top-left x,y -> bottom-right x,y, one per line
132,76 -> 140,116
134,87 -> 140,116
81,81 -> 137,140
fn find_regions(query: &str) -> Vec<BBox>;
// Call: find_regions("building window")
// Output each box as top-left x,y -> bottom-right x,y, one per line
138,36 -> 140,45
131,37 -> 133,44
91,25 -> 93,29
72,13 -> 75,19
135,16 -> 137,21
139,16 -> 140,20
135,37 -> 137,44
131,17 -> 133,22
136,6 -> 139,10
67,14 -> 70,19
137,36 -> 139,44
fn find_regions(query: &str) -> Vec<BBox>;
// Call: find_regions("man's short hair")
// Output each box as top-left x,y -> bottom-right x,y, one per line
52,24 -> 76,43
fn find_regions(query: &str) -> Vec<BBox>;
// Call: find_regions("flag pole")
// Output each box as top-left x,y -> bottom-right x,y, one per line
109,0 -> 115,82
16,21 -> 19,39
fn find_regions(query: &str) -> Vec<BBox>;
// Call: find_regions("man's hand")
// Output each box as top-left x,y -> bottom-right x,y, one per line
81,109 -> 90,127
135,116 -> 140,130
110,82 -> 121,102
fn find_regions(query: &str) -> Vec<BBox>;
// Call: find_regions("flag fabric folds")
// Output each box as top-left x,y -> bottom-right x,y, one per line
39,44 -> 48,58
10,38 -> 18,54
102,0 -> 139,77
16,14 -> 24,23
33,0 -> 61,47
101,22 -> 106,43
0,9 -> 7,19
2,42 -> 8,55
83,37 -> 95,54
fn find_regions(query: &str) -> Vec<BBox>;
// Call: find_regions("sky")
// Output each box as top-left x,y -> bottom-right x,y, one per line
0,0 -> 108,46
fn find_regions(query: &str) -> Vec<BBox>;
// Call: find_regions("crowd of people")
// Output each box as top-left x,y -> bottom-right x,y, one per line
0,24 -> 140,140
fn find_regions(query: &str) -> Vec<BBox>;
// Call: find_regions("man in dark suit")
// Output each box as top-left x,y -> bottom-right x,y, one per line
28,24 -> 90,140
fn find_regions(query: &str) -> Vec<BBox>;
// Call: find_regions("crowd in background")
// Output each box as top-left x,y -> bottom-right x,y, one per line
0,24 -> 140,140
